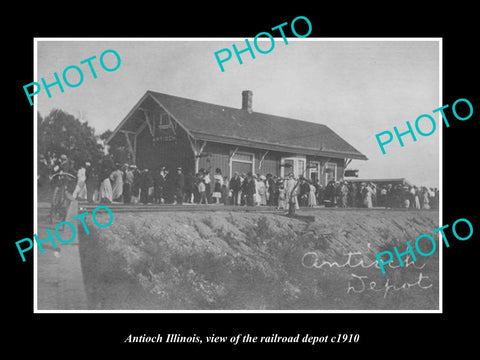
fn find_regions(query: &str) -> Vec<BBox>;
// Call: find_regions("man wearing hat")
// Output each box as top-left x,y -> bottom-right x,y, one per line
59,154 -> 71,173
266,174 -> 276,206
229,171 -> 242,206
152,166 -> 165,204
175,167 -> 185,205
244,172 -> 256,206
299,176 -> 310,207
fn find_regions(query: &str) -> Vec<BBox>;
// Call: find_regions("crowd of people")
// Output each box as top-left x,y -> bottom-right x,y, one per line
321,180 -> 439,210
39,154 -> 439,210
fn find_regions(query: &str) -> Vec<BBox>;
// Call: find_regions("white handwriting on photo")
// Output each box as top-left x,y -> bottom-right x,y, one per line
302,251 -> 433,298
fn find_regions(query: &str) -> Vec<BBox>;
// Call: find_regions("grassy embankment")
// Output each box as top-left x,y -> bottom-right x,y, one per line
78,209 -> 439,310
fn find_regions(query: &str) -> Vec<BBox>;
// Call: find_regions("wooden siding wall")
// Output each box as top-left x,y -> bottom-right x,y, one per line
135,131 -> 345,183
197,143 -> 288,178
194,142 -> 346,182
197,143 -> 283,178
337,160 -> 345,182
254,150 -> 279,176
197,142 -> 229,176
135,121 -> 194,173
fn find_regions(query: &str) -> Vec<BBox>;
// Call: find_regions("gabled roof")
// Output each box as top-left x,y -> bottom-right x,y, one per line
108,91 -> 368,160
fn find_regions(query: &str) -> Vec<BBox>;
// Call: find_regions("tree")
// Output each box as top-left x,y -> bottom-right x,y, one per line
100,129 -> 132,165
38,109 -> 105,168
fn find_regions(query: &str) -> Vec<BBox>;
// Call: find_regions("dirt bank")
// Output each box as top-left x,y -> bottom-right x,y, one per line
79,209 -> 439,310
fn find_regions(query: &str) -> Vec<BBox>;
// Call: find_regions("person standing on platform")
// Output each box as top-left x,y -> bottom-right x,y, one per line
409,186 -> 416,209
198,176 -> 207,204
285,172 -> 299,211
324,180 -> 335,207
240,173 -> 247,206
362,183 -> 373,208
59,154 -> 71,173
193,173 -> 201,204
229,172 -> 242,206
299,177 -> 310,207
151,168 -> 160,204
175,167 -> 185,205
72,161 -> 87,201
123,164 -> 134,204
339,181 -> 348,208
203,169 -> 212,204
158,166 -> 167,203
111,164 -> 124,202
245,172 -> 256,207
257,175 -> 267,206
99,156 -> 114,204
222,176 -> 229,205
131,165 -> 140,204
384,184 -> 393,208
413,186 -> 421,209
277,182 -> 286,210
334,181 -> 342,207
184,170 -> 195,204
164,168 -> 175,204
85,161 -> 98,203
212,168 -> 223,204
308,180 -> 317,207
347,182 -> 356,207
274,176 -> 282,207
421,186 -> 431,209
139,168 -> 153,204
316,181 -> 324,207
266,174 -> 276,206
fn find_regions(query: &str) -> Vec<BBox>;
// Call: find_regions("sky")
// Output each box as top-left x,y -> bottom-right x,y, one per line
36,38 -> 440,188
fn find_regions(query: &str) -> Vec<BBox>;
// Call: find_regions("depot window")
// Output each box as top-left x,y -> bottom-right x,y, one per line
281,156 -> 306,178
325,162 -> 337,183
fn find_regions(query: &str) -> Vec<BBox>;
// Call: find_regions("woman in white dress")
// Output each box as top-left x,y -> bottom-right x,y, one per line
72,163 -> 87,200
308,181 -> 317,207
212,168 -> 223,204
422,187 -> 430,209
110,166 -> 124,202
98,157 -> 114,203
277,183 -> 286,210
257,175 -> 267,205
363,183 -> 373,208
284,173 -> 299,210
413,186 -> 421,209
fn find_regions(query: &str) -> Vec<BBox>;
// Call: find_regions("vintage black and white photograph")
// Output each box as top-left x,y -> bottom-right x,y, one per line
34,38 -> 441,311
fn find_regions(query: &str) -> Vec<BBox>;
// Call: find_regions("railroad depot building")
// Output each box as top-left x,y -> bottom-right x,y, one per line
106,90 -> 367,185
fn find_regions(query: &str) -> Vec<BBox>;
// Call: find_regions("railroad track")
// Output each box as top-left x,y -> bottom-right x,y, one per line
77,204 -> 414,213
77,203 -> 284,213
38,201 -> 427,214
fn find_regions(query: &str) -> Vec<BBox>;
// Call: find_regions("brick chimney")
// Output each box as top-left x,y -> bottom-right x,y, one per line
241,90 -> 253,113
